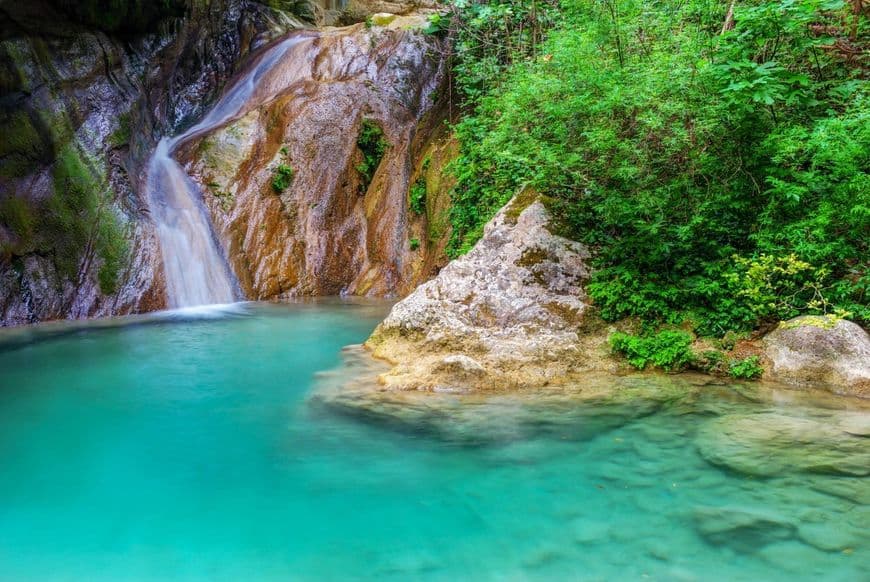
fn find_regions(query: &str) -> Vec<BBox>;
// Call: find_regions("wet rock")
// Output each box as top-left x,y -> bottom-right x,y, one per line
764,316 -> 870,398
696,412 -> 870,477
183,18 -> 450,300
692,506 -> 796,552
0,0 -> 307,325
797,523 -> 861,552
363,190 -> 607,392
808,478 -> 870,505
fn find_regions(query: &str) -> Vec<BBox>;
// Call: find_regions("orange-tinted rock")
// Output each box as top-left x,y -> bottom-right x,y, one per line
180,17 -> 450,299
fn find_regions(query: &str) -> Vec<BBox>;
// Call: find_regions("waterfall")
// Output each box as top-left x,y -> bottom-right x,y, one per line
144,35 -> 307,308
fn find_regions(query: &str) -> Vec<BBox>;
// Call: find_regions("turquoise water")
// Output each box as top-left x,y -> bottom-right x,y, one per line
0,302 -> 867,581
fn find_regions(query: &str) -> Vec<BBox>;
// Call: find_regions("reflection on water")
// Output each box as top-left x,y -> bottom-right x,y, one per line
0,302 -> 867,581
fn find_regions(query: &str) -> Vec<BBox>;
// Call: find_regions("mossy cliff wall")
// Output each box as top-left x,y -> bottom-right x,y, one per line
0,0 -> 309,325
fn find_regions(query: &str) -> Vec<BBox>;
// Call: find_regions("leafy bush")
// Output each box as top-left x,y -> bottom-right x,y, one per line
356,120 -> 388,194
446,0 -> 869,336
410,237 -> 421,251
729,356 -> 764,380
271,164 -> 294,193
609,330 -> 694,372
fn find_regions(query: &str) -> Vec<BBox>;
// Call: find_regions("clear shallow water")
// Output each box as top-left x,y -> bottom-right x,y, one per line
0,302 -> 867,581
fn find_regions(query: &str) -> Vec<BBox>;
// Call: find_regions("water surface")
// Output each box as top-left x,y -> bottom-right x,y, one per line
0,302 -> 867,581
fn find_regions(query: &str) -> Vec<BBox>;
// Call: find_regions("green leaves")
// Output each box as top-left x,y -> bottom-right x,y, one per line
447,0 -> 869,335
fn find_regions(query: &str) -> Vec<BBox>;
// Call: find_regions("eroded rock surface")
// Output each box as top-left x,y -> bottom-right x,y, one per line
362,191 -> 613,391
764,315 -> 870,398
181,16 -> 450,299
0,0 -> 310,325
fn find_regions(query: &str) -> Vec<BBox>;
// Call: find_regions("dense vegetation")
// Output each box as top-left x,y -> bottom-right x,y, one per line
444,0 -> 868,343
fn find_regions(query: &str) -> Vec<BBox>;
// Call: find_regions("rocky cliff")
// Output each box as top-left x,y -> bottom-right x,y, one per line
0,0 -> 314,325
178,14 -> 450,299
0,0 -> 449,325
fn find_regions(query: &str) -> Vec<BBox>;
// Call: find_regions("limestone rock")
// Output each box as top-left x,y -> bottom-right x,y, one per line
364,190 -> 608,391
692,506 -> 796,552
696,412 -> 870,477
764,316 -> 870,398
183,21 -> 449,300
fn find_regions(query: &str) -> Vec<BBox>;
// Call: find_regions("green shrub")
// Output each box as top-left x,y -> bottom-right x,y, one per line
609,330 -> 694,372
356,120 -> 388,194
446,0 -> 869,336
729,356 -> 764,380
271,164 -> 294,193
409,178 -> 427,215
409,237 -> 421,251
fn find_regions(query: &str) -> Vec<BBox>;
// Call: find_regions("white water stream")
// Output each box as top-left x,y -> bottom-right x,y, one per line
144,35 -> 307,308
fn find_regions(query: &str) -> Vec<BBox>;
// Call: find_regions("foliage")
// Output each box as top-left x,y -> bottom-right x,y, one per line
355,120 -> 388,194
729,355 -> 764,380
446,0 -> 869,336
609,330 -> 694,372
409,158 -> 430,215
271,164 -> 294,193
410,237 -> 421,251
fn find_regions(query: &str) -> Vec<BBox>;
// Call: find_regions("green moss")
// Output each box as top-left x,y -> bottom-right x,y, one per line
109,111 -> 132,147
0,197 -> 36,249
0,110 -> 49,179
778,315 -> 841,331
46,144 -> 129,292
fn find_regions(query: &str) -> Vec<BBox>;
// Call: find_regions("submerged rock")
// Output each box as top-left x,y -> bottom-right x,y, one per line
363,190 -> 608,391
763,315 -> 870,398
695,412 -> 870,477
692,506 -> 796,553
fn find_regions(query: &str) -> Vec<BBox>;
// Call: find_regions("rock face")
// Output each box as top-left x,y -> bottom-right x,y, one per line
364,191 -> 607,391
0,0 -> 311,325
696,412 -> 870,478
764,315 -> 870,398
180,15 -> 451,299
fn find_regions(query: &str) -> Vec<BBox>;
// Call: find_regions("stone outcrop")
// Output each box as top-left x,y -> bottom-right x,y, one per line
362,190 -> 613,392
763,315 -> 870,398
180,15 -> 451,299
0,0 -> 311,325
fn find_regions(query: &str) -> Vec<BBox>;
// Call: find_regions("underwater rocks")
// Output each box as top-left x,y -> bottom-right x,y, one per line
763,315 -> 870,398
364,190 -> 609,392
695,411 -> 870,477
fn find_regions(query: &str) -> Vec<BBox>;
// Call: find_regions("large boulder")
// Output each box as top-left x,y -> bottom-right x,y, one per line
764,316 -> 870,398
364,190 -> 612,391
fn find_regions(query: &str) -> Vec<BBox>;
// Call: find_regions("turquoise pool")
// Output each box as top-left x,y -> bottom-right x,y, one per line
0,302 -> 867,580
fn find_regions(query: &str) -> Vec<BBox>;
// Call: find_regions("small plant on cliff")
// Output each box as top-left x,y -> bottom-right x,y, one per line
410,179 -> 427,215
409,237 -> 421,251
728,356 -> 764,380
409,157 -> 430,215
271,164 -> 294,193
610,330 -> 694,372
355,120 -> 388,194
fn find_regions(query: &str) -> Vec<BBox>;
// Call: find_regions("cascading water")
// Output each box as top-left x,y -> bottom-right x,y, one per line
144,35 -> 308,308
